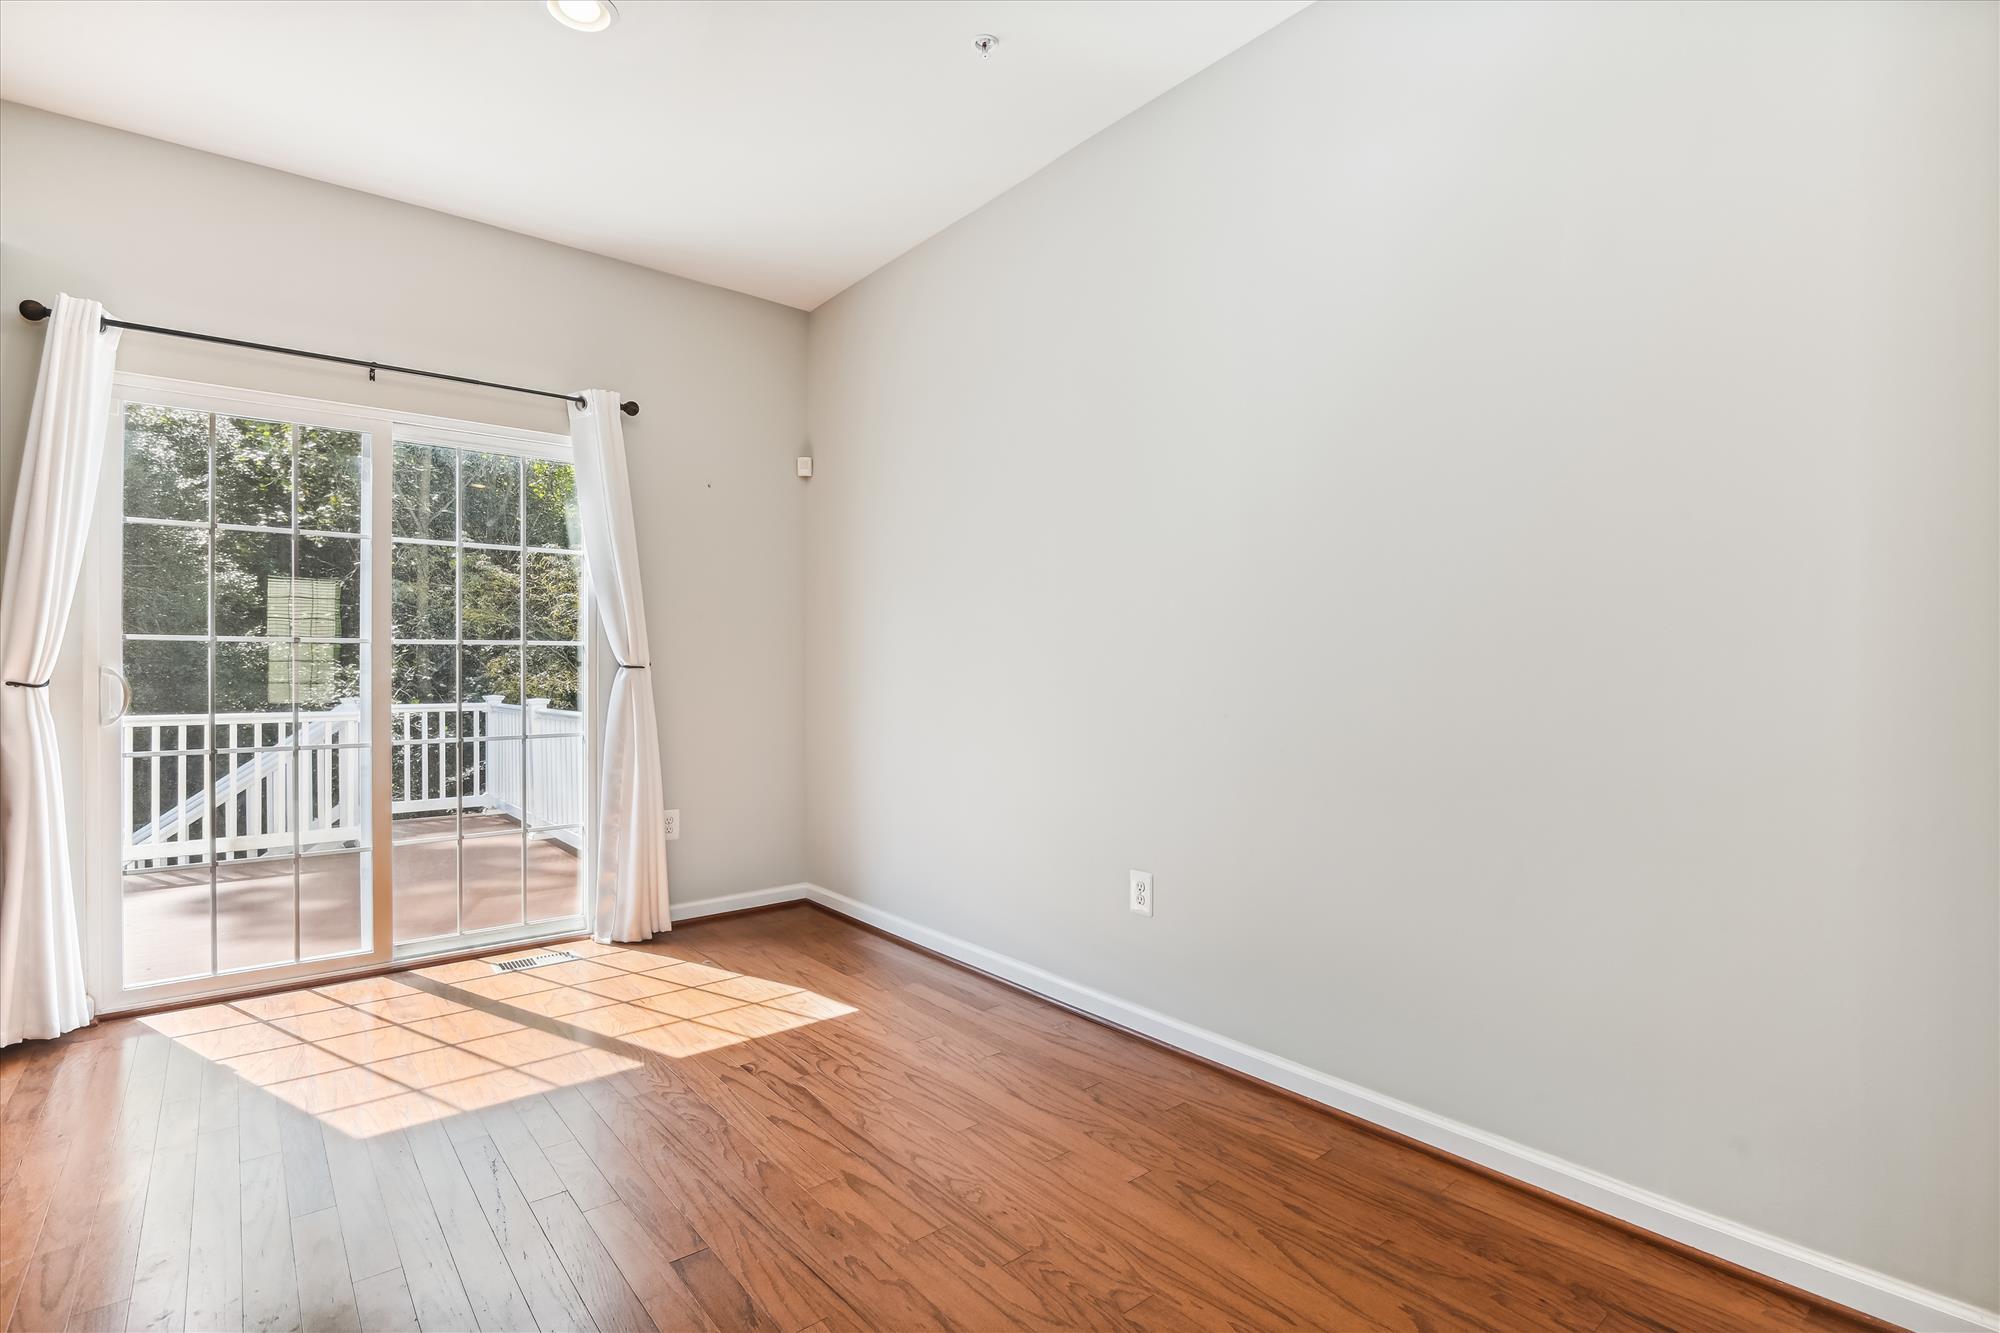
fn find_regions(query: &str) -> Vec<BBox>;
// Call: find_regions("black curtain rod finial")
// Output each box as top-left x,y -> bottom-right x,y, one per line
19,299 -> 51,322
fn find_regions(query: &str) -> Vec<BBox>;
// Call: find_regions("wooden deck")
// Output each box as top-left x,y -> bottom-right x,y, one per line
0,906 -> 1889,1331
120,816 -> 581,986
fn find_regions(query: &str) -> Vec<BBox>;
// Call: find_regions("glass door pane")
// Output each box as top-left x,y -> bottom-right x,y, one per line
391,441 -> 585,948
117,404 -> 371,989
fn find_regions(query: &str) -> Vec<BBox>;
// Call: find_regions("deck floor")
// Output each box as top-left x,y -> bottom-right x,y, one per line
1,907 -> 1886,1332
121,815 -> 580,986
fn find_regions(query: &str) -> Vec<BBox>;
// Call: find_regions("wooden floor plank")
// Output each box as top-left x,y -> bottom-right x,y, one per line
0,1260 -> 22,1333
574,1081 -> 863,1330
540,1138 -> 617,1211
239,1153 -> 300,1333
350,1270 -> 416,1333
403,1122 -> 533,1333
672,1247 -> 783,1333
62,1148 -> 154,1318
115,1046 -> 170,1158
451,1135 -> 595,1331
511,1095 -> 576,1152
0,1056 -> 28,1124
532,1192 -> 658,1333
7,1060 -> 140,1331
237,1085 -> 281,1162
151,1097 -> 201,1161
277,1105 -> 337,1220
362,1133 -> 476,1333
290,1206 -> 360,1333
319,1128 -> 399,1284
124,1142 -> 197,1333
475,1102 -> 566,1203
2,1097 -> 84,1276
542,1088 -> 705,1262
66,1299 -> 130,1333
184,1126 -> 244,1333
160,1046 -> 205,1113
4,1241 -> 83,1333
199,1062 -> 241,1134
0,907 -> 1892,1333
599,1070 -> 1057,1331
580,1200 -> 714,1332
0,1047 -> 68,1195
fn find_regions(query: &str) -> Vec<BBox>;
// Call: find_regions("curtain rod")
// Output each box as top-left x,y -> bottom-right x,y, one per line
16,299 -> 638,417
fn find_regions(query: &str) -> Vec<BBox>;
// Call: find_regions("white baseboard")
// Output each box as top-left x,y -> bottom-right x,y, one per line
668,883 -> 819,923
687,883 -> 1992,1333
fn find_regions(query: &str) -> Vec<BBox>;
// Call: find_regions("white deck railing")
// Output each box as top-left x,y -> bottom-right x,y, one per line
477,698 -> 586,830
126,697 -> 583,866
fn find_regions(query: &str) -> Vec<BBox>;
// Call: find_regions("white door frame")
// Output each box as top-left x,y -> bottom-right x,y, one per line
81,371 -> 598,1015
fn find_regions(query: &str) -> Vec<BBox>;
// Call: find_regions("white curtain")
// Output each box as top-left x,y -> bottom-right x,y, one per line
569,389 -> 669,941
1,295 -> 121,1046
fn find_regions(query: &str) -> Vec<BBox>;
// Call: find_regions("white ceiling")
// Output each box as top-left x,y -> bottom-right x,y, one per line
0,0 -> 1309,309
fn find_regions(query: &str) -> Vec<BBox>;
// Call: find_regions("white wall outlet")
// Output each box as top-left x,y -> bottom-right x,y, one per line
662,809 -> 680,840
1129,869 -> 1154,917
796,456 -> 813,477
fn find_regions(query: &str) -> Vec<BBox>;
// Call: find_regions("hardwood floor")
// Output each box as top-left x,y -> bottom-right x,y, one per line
1,905 -> 1890,1332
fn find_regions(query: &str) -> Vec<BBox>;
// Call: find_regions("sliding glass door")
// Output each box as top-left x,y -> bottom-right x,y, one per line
389,435 -> 587,949
108,402 -> 373,991
89,378 -> 590,1012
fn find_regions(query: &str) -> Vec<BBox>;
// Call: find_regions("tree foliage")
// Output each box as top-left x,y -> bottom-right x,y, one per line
121,408 -> 583,721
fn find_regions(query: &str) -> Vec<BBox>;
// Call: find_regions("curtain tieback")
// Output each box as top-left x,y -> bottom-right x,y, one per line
4,680 -> 50,688
614,663 -> 646,670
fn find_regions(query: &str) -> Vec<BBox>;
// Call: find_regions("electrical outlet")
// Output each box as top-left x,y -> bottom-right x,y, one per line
796,456 -> 813,477
1129,869 -> 1153,917
662,809 -> 680,840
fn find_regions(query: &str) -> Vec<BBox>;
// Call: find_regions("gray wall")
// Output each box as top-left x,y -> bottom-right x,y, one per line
0,102 -> 808,909
804,0 -> 1998,1308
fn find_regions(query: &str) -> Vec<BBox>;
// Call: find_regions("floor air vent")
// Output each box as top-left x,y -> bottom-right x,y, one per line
491,949 -> 580,973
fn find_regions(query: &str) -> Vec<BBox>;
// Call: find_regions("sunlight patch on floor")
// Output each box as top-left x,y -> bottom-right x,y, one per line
432,941 -> 859,1059
139,942 -> 857,1137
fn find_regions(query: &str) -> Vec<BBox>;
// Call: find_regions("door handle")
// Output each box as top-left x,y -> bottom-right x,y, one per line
101,666 -> 132,725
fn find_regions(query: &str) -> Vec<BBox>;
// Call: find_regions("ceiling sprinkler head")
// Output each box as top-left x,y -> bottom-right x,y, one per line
972,34 -> 997,58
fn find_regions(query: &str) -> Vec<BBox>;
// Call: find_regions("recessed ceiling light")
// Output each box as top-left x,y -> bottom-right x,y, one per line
547,0 -> 618,33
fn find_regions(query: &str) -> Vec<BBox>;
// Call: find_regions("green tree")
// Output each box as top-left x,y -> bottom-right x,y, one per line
123,414 -> 581,722
123,406 -> 362,718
